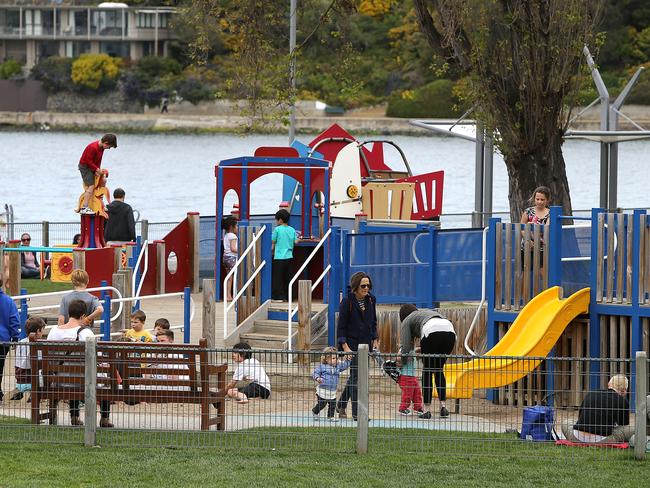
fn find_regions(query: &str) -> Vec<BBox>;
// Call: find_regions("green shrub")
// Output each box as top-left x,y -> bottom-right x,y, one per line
0,60 -> 23,79
625,74 -> 650,104
135,56 -> 182,79
71,54 -> 122,91
175,76 -> 214,104
386,79 -> 465,118
30,57 -> 73,92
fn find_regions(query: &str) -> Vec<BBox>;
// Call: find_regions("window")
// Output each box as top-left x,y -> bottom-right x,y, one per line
136,12 -> 168,29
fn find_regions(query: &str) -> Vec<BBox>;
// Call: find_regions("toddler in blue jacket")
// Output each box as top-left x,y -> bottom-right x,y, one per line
311,347 -> 350,422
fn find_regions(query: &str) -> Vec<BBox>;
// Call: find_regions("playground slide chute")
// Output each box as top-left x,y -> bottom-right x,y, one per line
442,286 -> 590,399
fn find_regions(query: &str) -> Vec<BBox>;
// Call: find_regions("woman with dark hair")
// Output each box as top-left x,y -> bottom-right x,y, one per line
336,271 -> 378,420
399,304 -> 456,419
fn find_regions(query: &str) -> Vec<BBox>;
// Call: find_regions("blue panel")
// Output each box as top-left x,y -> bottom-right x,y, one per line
560,224 -> 591,295
435,228 -> 484,301
347,231 -> 430,305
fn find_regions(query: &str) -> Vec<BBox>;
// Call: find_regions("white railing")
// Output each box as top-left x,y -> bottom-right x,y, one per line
287,228 -> 332,350
465,227 -> 488,356
132,240 -> 149,298
223,225 -> 267,340
13,286 -> 124,325
104,291 -> 194,338
13,288 -> 194,335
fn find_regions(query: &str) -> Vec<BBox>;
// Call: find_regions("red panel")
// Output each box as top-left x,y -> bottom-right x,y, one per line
162,219 -> 191,292
397,170 -> 445,219
254,147 -> 299,158
363,142 -> 392,172
83,247 -> 116,290
307,123 -> 378,177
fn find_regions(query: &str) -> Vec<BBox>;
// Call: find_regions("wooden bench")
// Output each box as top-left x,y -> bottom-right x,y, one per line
30,338 -> 227,431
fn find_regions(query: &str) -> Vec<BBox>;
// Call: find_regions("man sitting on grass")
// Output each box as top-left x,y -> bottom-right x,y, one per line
561,375 -> 633,444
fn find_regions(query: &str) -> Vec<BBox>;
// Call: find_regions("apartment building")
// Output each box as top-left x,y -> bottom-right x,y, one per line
0,3 -> 176,68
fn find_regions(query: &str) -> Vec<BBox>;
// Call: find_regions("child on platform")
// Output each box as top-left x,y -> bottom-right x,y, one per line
11,317 -> 46,401
123,310 -> 154,342
222,216 -> 238,301
271,209 -> 298,302
311,347 -> 350,422
397,347 -> 424,416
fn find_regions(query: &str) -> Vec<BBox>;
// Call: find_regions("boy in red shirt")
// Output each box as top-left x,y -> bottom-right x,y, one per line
76,133 -> 117,215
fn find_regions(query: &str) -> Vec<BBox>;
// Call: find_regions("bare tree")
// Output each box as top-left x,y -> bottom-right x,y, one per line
413,0 -> 602,220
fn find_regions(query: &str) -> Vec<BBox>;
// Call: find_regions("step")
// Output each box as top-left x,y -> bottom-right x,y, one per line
252,319 -> 297,334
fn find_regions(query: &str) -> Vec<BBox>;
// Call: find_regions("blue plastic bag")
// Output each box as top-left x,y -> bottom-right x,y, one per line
520,405 -> 555,441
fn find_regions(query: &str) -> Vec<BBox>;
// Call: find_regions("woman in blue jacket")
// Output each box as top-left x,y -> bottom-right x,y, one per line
336,271 -> 378,420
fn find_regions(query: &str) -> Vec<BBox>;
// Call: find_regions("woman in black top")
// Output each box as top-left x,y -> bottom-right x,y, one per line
336,271 -> 378,420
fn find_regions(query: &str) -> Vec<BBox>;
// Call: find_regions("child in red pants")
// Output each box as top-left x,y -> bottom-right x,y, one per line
397,349 -> 423,416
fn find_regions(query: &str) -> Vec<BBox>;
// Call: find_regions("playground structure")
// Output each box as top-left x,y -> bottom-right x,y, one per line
213,123 -> 650,405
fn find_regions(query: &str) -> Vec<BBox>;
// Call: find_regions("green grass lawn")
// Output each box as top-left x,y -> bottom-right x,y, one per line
0,427 -> 646,487
19,279 -> 71,295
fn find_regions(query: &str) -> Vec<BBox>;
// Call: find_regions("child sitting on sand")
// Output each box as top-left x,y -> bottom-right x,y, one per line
224,342 -> 271,403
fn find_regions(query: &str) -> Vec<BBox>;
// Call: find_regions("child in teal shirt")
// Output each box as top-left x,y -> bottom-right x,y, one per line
271,209 -> 298,301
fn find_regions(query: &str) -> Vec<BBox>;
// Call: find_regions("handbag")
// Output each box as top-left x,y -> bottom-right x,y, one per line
520,404 -> 556,441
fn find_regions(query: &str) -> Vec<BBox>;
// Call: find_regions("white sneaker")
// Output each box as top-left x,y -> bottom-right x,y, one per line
328,417 -> 339,423
80,207 -> 95,215
313,414 -> 320,421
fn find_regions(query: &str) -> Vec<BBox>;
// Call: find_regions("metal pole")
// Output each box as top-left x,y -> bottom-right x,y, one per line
482,133 -> 494,227
356,344 -> 369,454
473,122 -> 485,228
84,337 -> 97,447
100,280 -> 111,341
288,0 -> 297,144
634,351 -> 647,461
19,288 -> 28,339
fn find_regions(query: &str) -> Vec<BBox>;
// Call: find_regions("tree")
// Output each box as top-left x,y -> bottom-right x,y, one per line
413,0 -> 602,220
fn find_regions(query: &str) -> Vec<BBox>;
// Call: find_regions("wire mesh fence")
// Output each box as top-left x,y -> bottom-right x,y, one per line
0,340 -> 647,458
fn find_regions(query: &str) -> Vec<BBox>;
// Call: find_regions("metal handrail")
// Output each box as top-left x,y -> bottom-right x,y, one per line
223,225 -> 267,340
465,227 -> 488,356
287,228 -> 332,350
132,240 -> 149,298
13,286 -> 124,323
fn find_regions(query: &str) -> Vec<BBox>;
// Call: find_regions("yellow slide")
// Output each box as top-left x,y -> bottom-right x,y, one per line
442,286 -> 590,399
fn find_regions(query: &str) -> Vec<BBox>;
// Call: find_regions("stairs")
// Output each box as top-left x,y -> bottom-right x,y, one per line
234,302 -> 329,355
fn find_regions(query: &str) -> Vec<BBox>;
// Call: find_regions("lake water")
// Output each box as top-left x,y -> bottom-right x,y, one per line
0,130 -> 648,228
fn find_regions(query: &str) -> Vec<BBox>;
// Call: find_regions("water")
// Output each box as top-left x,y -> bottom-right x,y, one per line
0,130 -> 648,226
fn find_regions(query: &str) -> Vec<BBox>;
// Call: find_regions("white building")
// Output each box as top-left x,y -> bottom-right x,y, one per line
0,2 -> 176,68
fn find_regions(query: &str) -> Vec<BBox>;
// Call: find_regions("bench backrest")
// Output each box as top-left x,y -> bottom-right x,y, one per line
30,338 -> 223,397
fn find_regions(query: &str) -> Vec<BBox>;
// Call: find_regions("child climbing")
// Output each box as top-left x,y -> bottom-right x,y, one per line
76,134 -> 117,215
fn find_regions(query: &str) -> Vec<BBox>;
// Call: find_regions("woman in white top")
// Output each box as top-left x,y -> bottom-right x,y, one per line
48,299 -> 113,428
222,216 -> 239,301
398,304 -> 456,420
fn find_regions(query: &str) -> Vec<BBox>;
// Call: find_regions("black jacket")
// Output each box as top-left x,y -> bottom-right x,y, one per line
573,389 -> 629,436
104,200 -> 136,242
337,291 -> 378,352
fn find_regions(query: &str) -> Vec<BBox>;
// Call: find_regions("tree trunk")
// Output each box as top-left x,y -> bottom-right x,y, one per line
504,129 -> 573,222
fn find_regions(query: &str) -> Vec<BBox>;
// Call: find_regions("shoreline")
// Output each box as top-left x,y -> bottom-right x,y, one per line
0,110 -> 632,135
0,111 -> 433,136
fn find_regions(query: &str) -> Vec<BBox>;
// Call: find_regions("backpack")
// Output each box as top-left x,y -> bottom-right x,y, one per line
520,404 -> 556,441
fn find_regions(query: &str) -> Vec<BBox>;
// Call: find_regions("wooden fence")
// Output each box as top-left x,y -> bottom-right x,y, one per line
494,223 -> 549,311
